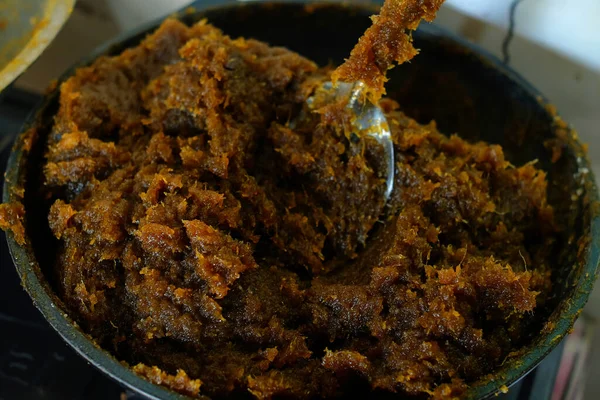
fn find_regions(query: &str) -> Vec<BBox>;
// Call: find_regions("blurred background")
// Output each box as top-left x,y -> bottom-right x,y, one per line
2,0 -> 599,399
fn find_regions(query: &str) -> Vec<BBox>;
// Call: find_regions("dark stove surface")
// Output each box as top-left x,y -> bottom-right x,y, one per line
0,87 -> 564,400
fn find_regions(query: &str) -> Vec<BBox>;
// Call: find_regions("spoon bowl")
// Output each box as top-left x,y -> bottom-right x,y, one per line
301,80 -> 395,200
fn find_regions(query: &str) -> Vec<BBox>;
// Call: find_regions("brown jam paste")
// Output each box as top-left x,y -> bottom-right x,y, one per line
1,9 -> 558,400
0,202 -> 26,245
332,0 -> 445,102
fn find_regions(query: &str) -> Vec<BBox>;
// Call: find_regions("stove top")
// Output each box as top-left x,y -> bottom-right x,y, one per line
0,87 -> 574,400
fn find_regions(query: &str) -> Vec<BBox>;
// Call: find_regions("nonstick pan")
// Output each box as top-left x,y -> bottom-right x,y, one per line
3,1 -> 599,399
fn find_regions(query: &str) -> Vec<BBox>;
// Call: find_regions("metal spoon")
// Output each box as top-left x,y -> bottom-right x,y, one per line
302,80 -> 395,201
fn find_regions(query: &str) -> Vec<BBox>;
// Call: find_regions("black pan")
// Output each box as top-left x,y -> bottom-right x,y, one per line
3,1 -> 599,399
